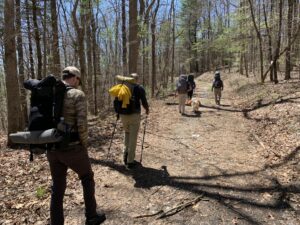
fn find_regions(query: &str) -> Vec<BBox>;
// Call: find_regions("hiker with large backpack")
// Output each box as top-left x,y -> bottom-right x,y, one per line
212,71 -> 224,105
9,66 -> 106,224
109,73 -> 149,169
176,74 -> 189,115
45,67 -> 106,225
187,74 -> 196,100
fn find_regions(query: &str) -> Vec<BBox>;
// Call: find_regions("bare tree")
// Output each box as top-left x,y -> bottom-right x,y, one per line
72,0 -> 86,91
15,0 -> 27,128
272,0 -> 283,84
122,0 -> 127,74
128,0 -> 138,74
262,0 -> 273,81
171,0 -> 176,83
248,0 -> 264,82
25,0 -> 35,78
32,0 -> 42,79
151,0 -> 160,97
50,0 -> 61,76
4,0 -> 22,143
285,0 -> 294,80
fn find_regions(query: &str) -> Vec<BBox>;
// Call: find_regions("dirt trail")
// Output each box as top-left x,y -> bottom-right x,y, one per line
67,72 -> 299,225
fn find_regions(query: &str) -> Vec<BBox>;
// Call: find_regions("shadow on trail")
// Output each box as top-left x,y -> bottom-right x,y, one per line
165,102 -> 178,106
182,111 -> 201,117
200,104 -> 243,113
91,145 -> 299,225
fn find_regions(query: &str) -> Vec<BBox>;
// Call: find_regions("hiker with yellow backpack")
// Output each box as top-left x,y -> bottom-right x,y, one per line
109,73 -> 149,169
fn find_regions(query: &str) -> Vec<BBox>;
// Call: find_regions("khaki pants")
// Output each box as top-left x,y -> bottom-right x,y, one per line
120,113 -> 141,164
214,88 -> 222,104
178,93 -> 187,114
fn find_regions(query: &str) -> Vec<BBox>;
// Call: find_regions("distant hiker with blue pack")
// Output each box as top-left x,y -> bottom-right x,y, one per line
109,73 -> 149,169
176,74 -> 189,115
212,71 -> 224,105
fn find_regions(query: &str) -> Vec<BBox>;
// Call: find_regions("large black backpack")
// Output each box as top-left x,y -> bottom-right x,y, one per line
213,79 -> 223,88
23,75 -> 69,159
24,75 -> 68,130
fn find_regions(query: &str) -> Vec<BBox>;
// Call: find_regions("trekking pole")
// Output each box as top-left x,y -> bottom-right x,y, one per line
140,115 -> 148,163
107,114 -> 119,159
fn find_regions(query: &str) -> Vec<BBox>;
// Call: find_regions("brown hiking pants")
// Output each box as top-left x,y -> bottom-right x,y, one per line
47,146 -> 97,225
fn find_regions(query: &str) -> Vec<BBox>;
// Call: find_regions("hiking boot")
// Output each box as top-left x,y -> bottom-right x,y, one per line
86,212 -> 106,225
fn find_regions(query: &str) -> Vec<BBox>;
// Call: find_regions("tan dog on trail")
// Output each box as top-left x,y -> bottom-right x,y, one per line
191,98 -> 201,112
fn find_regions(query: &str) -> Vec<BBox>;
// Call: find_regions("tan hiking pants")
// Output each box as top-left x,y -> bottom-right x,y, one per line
178,93 -> 187,114
120,113 -> 141,164
214,88 -> 222,104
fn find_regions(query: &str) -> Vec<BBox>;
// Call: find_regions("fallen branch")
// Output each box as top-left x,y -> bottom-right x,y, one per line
156,195 -> 204,219
252,133 -> 266,149
252,133 -> 281,158
150,186 -> 164,196
134,210 -> 163,218
134,195 -> 204,219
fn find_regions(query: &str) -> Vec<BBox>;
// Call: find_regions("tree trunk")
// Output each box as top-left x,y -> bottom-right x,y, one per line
151,22 -> 156,97
151,0 -> 160,97
285,0 -> 294,80
263,1 -> 274,81
50,0 -> 61,76
91,9 -> 99,115
272,0 -> 283,84
122,0 -> 127,75
171,0 -> 175,83
15,0 -> 27,129
72,0 -> 86,91
248,0 -> 264,82
239,53 -> 244,75
25,0 -> 35,78
32,0 -> 42,79
86,0 -> 95,115
114,2 -> 120,75
128,0 -> 138,74
42,0 -> 47,77
4,0 -> 22,144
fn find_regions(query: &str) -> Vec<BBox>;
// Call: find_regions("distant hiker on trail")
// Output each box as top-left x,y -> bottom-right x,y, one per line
47,66 -> 106,225
211,71 -> 224,105
187,74 -> 196,100
110,73 -> 149,169
176,74 -> 189,115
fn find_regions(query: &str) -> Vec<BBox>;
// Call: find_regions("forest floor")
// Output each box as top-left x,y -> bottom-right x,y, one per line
0,72 -> 300,225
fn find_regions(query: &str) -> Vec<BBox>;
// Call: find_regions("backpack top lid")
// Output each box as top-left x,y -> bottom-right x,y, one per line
214,71 -> 220,78
116,75 -> 135,83
179,74 -> 187,80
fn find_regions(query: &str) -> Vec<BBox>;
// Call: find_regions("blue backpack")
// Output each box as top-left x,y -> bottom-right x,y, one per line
176,75 -> 188,94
